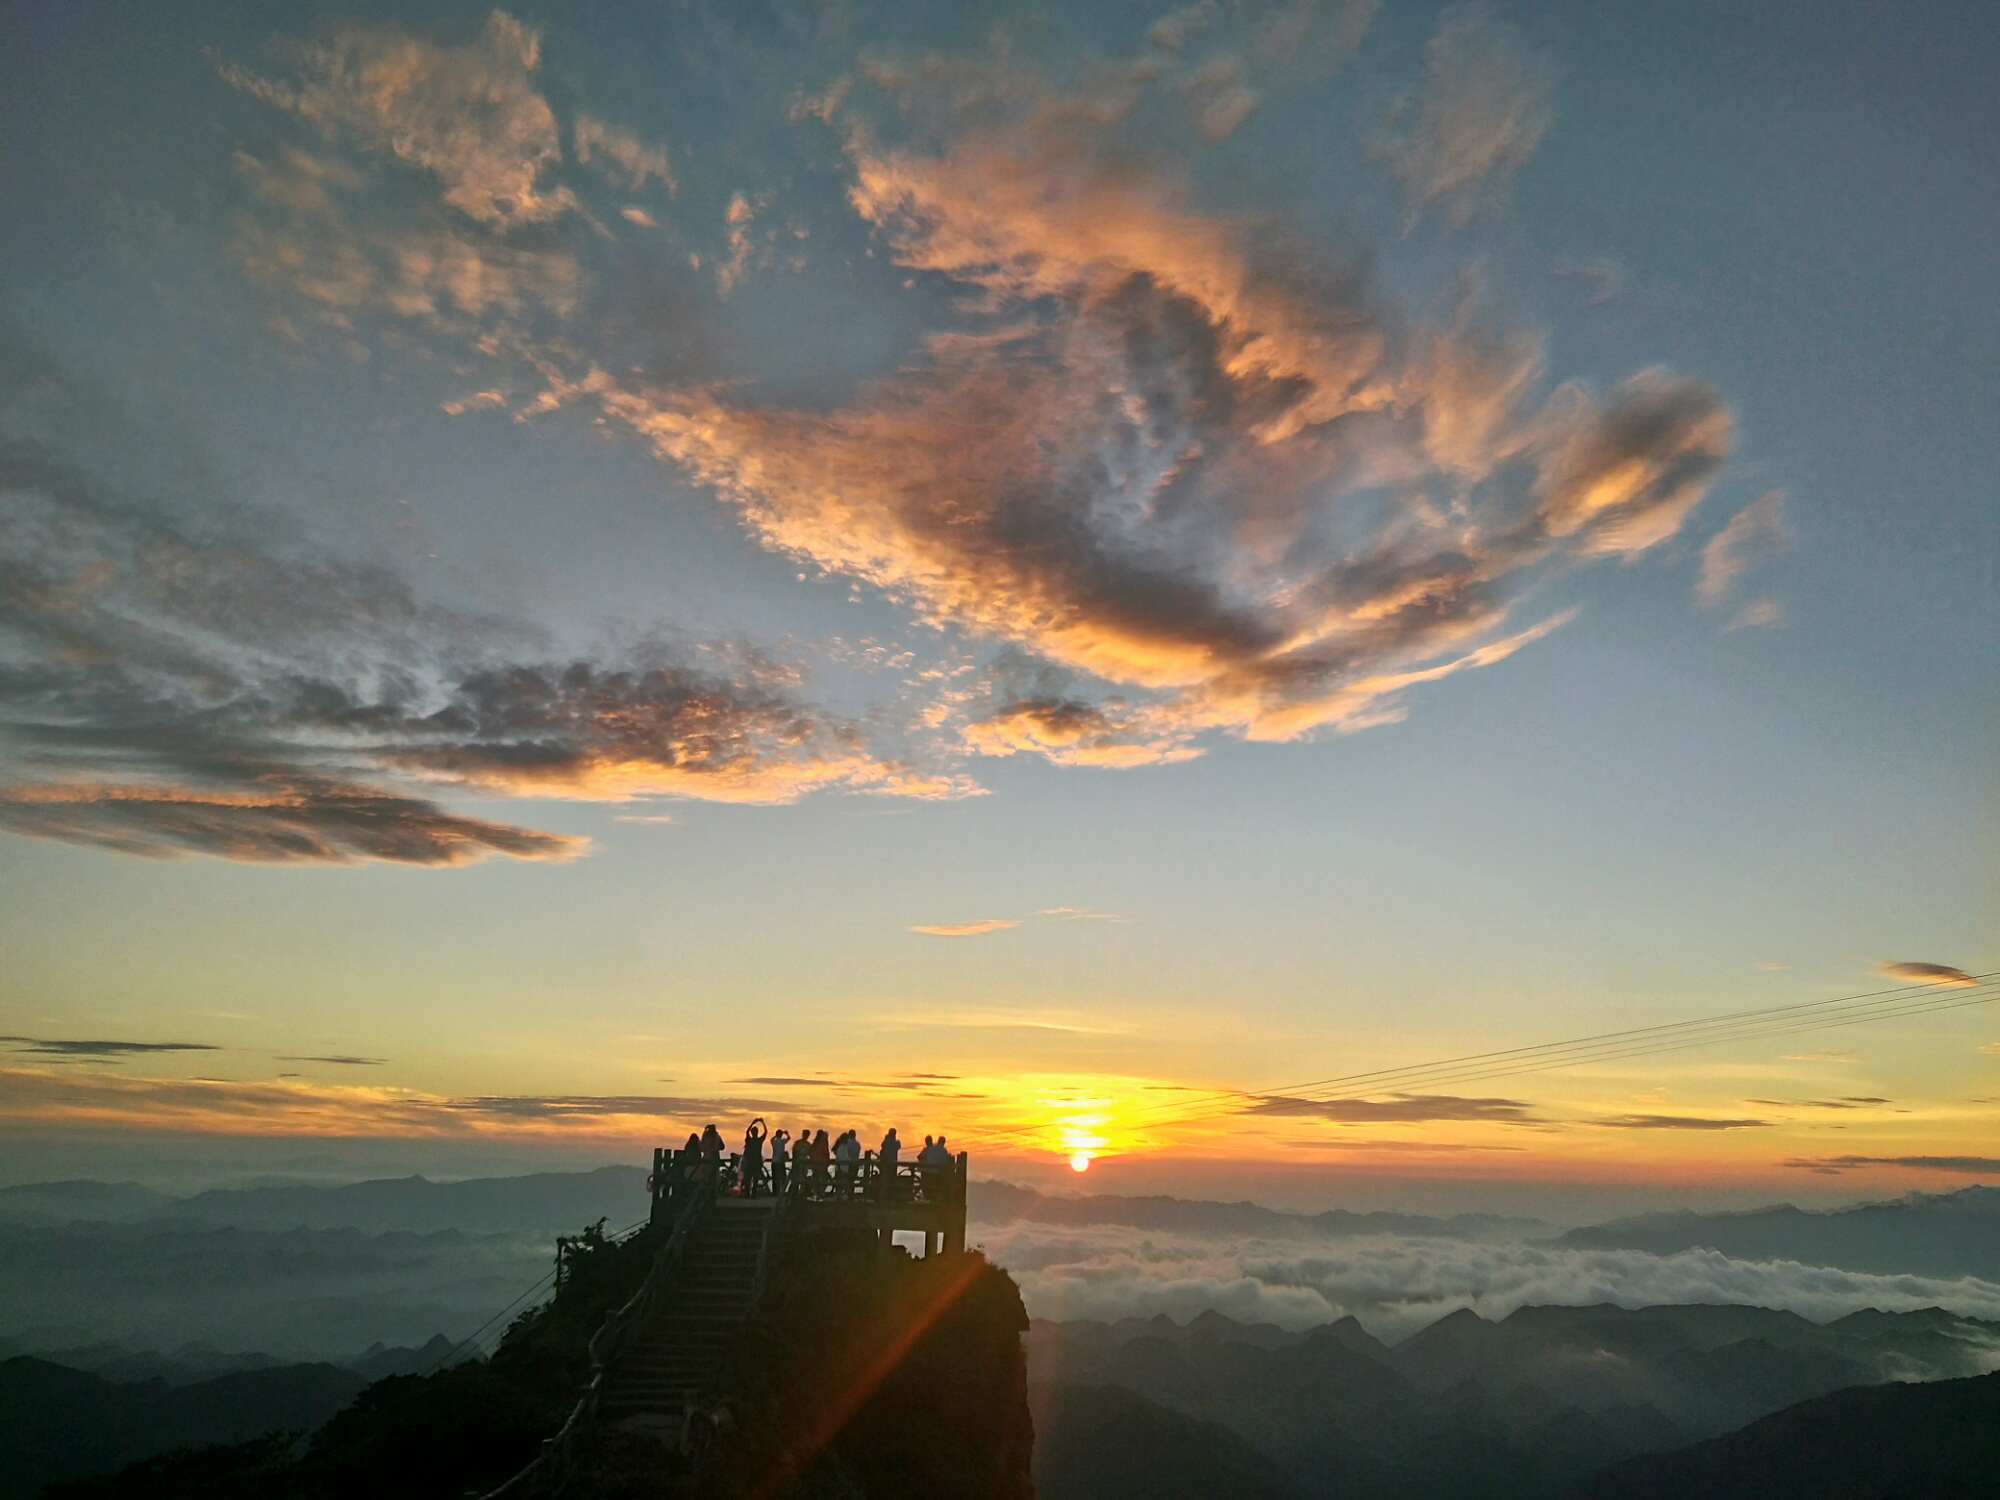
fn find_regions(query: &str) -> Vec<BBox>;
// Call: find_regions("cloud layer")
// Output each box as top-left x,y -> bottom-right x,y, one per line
972,1218 -> 2000,1340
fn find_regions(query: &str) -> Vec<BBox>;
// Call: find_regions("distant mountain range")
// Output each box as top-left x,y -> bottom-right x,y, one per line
968,1181 -> 1543,1241
0,1167 -> 648,1236
1028,1303 -> 2000,1499
1557,1186 -> 2000,1281
8,1170 -> 1997,1287
4,1167 -> 1998,1371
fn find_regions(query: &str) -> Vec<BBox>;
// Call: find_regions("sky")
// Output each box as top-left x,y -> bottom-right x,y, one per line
0,0 -> 1993,1214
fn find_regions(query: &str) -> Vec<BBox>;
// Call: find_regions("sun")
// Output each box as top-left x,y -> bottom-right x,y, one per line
1069,1152 -> 1093,1172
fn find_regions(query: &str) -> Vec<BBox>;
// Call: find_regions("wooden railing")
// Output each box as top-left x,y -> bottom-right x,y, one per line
651,1150 -> 969,1212
482,1176 -> 716,1499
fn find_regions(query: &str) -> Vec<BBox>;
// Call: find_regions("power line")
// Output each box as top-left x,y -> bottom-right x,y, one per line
420,1215 -> 651,1375
941,974 -> 2000,1152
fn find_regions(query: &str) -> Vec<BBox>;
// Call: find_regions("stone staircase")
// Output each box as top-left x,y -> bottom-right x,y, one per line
598,1198 -> 776,1428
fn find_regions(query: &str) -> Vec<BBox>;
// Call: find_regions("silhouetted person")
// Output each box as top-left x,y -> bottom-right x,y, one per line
700,1123 -> 725,1186
811,1129 -> 831,1193
743,1118 -> 768,1196
876,1127 -> 901,1200
918,1133 -> 950,1199
770,1128 -> 790,1195
834,1129 -> 861,1193
790,1131 -> 811,1197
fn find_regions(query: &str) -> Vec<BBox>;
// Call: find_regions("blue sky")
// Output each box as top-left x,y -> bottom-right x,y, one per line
0,0 -> 1992,1207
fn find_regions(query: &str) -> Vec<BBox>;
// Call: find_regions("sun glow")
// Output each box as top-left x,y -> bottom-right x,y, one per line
1048,1091 -> 1114,1170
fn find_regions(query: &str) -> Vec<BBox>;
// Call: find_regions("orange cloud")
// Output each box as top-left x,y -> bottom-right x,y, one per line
223,11 -> 578,230
0,1067 -> 798,1143
222,9 -> 1733,775
574,113 -> 674,193
1879,962 -> 1979,989
910,919 -> 1021,937
585,85 -> 1727,763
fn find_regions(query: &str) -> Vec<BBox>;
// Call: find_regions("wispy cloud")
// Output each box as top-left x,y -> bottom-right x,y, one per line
0,1037 -> 218,1058
0,339 -> 961,865
276,1055 -> 388,1067
220,13 -> 579,231
865,1008 -> 1120,1035
1698,489 -> 1788,617
1596,1114 -> 1771,1130
446,1092 -> 798,1119
909,919 -> 1021,937
1742,1097 -> 1891,1110
1879,961 -> 1978,988
1385,1 -> 1557,227
1785,1155 -> 2000,1176
912,907 -> 1129,936
727,1077 -> 831,1088
0,1065 -> 806,1140
574,114 -> 673,194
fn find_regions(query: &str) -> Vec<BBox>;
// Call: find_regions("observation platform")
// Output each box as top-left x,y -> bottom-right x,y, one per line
648,1146 -> 969,1256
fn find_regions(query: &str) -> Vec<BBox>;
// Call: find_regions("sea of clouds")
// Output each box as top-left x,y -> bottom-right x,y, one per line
971,1219 -> 2000,1345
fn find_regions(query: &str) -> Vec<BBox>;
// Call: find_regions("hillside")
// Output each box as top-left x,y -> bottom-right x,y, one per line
1569,1369 -> 2000,1500
1032,1382 -> 1301,1500
0,1358 -> 363,1499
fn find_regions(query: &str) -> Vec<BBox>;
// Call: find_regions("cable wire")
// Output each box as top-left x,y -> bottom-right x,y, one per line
939,974 -> 2000,1152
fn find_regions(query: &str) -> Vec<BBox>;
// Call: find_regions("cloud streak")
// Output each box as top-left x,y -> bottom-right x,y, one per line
1786,1155 -> 2000,1176
909,919 -> 1022,937
0,1065 -> 799,1140
0,342 -> 953,864
1698,489 -> 1787,604
1386,2 -> 1557,226
0,1038 -> 218,1058
1879,962 -> 1978,989
277,1055 -> 388,1067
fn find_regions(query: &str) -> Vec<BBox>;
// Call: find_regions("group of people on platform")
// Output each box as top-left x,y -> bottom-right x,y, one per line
658,1119 -> 959,1202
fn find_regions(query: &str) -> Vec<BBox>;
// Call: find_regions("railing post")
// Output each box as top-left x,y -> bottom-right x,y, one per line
947,1152 -> 968,1254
